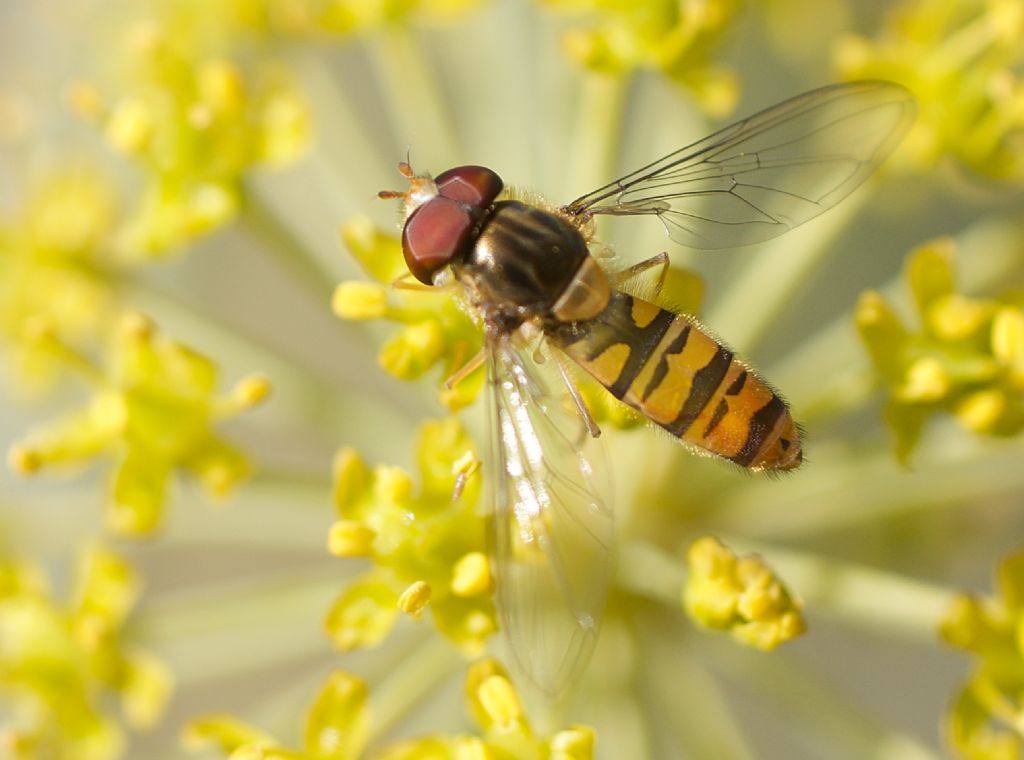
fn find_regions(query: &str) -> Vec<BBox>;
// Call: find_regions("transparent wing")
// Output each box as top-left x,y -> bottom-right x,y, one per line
563,80 -> 916,250
486,334 -> 614,696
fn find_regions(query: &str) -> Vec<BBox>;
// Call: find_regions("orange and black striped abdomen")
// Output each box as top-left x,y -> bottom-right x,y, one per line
549,291 -> 802,471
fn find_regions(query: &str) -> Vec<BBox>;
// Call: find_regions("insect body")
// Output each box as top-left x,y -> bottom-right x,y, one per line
380,81 -> 915,693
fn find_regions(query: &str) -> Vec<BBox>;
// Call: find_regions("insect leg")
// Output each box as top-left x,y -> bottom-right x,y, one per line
445,346 -> 486,389
551,346 -> 602,440
389,272 -> 458,292
612,252 -> 669,297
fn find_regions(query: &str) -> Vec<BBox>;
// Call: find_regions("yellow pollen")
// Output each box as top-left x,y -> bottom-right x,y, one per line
992,308 -> 1024,365
397,581 -> 432,618
8,445 -> 41,475
232,374 -> 272,408
549,725 -> 596,759
451,552 -> 491,597
373,465 -> 413,503
332,282 -> 388,320
956,389 -> 1006,433
119,311 -> 154,340
453,737 -> 489,760
899,357 -> 950,402
477,675 -> 523,727
328,521 -> 376,557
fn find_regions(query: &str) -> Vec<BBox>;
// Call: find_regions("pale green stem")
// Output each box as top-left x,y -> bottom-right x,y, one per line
706,186 -> 870,355
618,540 -> 953,643
714,438 -> 1024,539
139,569 -> 343,685
635,616 -> 756,760
241,182 -> 341,301
165,470 -> 331,550
369,25 -> 460,169
704,638 -> 941,760
364,634 -> 464,745
567,73 -> 629,202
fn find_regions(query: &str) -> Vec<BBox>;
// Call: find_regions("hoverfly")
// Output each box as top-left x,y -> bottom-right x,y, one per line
379,81 -> 915,695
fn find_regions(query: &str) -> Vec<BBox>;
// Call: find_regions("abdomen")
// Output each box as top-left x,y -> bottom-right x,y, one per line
549,291 -> 802,471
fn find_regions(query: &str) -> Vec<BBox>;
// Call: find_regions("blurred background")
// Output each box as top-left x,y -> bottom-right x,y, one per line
2,1 -> 1024,758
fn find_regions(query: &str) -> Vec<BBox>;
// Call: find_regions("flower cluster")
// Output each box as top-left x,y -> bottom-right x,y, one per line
69,18 -> 311,258
172,0 -> 486,39
539,0 -> 743,115
683,536 -> 807,651
8,313 -> 269,536
939,549 -> 1024,759
333,217 -> 485,411
856,238 -> 1024,463
0,547 -> 171,760
0,166 -> 117,391
186,659 -> 594,760
836,0 -> 1024,180
326,417 -> 497,654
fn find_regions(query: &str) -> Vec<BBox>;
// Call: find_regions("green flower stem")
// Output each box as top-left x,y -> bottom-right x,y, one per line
617,540 -> 686,607
704,637 -> 941,760
293,50 -> 392,223
140,568 -> 343,684
241,181 -> 341,301
706,186 -> 870,354
369,25 -> 460,169
714,440 -> 1024,540
364,634 -> 463,745
636,615 -> 755,760
167,471 -> 331,549
619,539 -> 952,643
568,73 -> 629,203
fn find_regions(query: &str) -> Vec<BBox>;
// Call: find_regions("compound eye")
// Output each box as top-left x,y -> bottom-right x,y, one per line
402,197 -> 474,284
435,165 -> 503,209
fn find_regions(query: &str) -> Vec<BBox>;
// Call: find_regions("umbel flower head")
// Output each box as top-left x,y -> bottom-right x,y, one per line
940,549 -> 1024,759
0,546 -> 171,760
69,18 -> 311,258
0,166 -> 117,391
185,659 -> 594,759
856,237 -> 1024,463
326,417 -> 496,654
541,0 -> 743,116
836,0 -> 1024,179
8,312 -> 270,536
683,536 -> 807,651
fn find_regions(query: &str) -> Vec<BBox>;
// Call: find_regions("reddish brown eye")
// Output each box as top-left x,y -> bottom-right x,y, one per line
402,197 -> 475,284
435,165 -> 503,209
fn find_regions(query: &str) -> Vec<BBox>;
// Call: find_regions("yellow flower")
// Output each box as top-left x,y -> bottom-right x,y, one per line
378,659 -> 595,760
856,237 -> 1024,463
0,547 -> 171,760
325,418 -> 497,654
835,0 -> 1024,180
539,0 -> 742,115
8,313 -> 269,536
0,166 -> 117,392
940,550 -> 1024,759
334,217 -> 485,411
683,536 -> 807,650
185,670 -> 369,759
71,21 -> 311,258
186,660 -> 594,760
